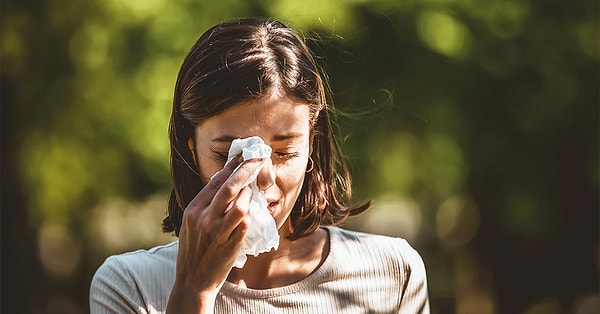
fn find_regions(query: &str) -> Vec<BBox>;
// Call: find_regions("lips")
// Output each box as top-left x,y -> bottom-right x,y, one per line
267,200 -> 279,216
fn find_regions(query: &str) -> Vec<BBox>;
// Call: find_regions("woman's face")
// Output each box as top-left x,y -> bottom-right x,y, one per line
191,91 -> 312,234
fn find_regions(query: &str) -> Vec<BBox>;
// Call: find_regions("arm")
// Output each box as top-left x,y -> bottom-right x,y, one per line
166,157 -> 264,313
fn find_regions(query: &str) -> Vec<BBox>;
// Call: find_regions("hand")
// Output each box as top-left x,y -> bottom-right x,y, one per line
167,156 -> 264,313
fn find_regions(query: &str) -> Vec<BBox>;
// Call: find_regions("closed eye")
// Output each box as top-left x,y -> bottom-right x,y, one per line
208,142 -> 229,162
275,152 -> 300,160
214,151 -> 228,162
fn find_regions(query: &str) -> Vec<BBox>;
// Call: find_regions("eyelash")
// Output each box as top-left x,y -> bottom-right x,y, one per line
215,152 -> 228,162
275,152 -> 300,160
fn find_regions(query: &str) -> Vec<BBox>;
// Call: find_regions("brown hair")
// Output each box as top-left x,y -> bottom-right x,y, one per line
162,17 -> 369,239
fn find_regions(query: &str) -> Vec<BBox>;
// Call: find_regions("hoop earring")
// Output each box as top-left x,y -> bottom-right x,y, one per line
306,157 -> 314,173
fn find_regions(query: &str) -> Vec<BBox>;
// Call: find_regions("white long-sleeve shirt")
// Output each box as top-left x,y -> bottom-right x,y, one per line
90,227 -> 430,313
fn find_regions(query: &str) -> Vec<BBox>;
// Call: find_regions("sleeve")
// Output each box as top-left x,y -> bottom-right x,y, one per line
397,240 -> 431,314
89,256 -> 148,314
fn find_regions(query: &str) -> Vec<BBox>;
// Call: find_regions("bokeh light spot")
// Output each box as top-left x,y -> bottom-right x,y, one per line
362,197 -> 422,241
421,133 -> 467,198
524,298 -> 561,314
103,0 -> 167,22
417,11 -> 472,59
574,20 -> 600,60
268,0 -> 353,33
89,194 -> 174,254
38,223 -> 81,277
69,23 -> 109,70
456,290 -> 496,314
370,132 -> 416,195
436,195 -> 480,247
572,294 -> 600,314
22,134 -> 92,225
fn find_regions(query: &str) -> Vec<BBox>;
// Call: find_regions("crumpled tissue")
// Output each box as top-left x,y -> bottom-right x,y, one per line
224,136 -> 280,268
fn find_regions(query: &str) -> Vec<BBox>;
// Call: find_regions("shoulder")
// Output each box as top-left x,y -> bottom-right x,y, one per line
327,227 -> 426,274
324,227 -> 430,312
90,241 -> 178,313
329,226 -> 417,254
93,241 -> 178,283
94,241 -> 178,277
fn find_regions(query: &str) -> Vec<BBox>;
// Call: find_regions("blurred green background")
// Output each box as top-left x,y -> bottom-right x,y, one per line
2,0 -> 598,313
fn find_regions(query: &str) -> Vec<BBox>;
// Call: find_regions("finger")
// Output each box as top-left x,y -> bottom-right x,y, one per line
220,186 -> 252,237
229,216 -> 249,244
211,158 -> 264,208
187,155 -> 243,210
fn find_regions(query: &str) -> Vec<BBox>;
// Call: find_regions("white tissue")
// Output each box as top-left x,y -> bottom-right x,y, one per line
224,136 -> 280,268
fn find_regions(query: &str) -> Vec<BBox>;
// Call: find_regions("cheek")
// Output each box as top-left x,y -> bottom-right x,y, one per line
273,162 -> 307,229
276,161 -> 307,200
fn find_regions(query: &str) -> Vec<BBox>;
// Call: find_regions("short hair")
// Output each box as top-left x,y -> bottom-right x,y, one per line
162,17 -> 369,240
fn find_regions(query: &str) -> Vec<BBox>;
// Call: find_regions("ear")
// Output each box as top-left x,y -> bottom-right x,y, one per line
188,137 -> 197,164
308,132 -> 314,156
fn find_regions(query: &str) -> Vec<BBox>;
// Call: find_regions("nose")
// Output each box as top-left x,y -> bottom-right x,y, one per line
256,157 -> 275,192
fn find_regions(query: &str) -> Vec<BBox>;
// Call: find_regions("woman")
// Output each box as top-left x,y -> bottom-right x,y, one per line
90,17 -> 430,313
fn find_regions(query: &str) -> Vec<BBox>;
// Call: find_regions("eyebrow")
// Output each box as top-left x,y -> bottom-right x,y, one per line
211,132 -> 305,143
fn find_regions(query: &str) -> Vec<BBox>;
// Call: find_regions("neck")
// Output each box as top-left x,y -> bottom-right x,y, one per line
227,227 -> 329,289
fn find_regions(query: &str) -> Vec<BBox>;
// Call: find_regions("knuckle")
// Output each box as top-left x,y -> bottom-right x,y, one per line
220,182 -> 238,198
182,208 -> 195,220
239,217 -> 249,229
229,203 -> 248,218
182,204 -> 209,226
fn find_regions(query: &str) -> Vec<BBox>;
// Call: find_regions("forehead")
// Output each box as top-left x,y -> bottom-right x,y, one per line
196,94 -> 312,142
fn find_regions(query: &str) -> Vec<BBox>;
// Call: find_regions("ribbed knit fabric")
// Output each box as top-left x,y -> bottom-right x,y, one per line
90,227 -> 430,313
